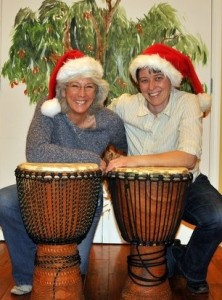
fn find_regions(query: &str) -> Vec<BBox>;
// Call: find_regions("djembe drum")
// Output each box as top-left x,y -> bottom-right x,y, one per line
15,162 -> 102,300
106,167 -> 193,300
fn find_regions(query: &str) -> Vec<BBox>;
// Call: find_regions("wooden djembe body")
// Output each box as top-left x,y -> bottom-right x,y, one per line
106,167 -> 192,300
15,162 -> 102,300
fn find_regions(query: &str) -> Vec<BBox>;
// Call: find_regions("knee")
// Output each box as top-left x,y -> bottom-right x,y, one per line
202,206 -> 222,232
0,185 -> 19,218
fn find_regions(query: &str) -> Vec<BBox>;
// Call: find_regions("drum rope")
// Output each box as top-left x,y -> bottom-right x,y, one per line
127,247 -> 167,287
35,253 -> 80,269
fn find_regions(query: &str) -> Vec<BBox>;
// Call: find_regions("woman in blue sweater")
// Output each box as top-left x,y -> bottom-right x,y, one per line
0,49 -> 127,295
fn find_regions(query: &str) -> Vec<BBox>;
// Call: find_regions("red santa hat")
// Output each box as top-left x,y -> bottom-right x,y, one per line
41,49 -> 104,117
129,43 -> 211,113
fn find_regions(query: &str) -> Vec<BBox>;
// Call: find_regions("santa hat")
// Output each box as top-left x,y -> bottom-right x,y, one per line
129,43 -> 211,113
41,49 -> 104,117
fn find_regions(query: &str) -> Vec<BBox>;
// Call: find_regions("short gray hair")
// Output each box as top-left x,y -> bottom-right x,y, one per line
55,75 -> 109,114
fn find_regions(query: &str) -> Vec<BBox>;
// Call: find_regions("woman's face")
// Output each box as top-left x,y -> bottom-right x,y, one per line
138,68 -> 172,114
64,78 -> 97,115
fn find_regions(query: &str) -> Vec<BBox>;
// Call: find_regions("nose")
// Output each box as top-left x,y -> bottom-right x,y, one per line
78,86 -> 86,96
148,78 -> 156,90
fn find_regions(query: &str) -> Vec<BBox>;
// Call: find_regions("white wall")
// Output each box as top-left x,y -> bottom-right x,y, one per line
0,0 -> 40,188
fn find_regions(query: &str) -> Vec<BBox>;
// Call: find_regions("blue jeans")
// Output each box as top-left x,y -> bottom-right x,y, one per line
167,173 -> 222,282
0,184 -> 103,285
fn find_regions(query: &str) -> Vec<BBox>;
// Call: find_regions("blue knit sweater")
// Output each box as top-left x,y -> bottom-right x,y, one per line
26,99 -> 128,164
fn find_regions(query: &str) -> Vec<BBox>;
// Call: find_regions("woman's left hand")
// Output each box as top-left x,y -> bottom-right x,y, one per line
105,156 -> 133,172
99,159 -> 107,173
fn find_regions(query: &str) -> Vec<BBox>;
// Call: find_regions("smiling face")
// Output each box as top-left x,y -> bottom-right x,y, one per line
63,78 -> 97,116
138,67 -> 172,115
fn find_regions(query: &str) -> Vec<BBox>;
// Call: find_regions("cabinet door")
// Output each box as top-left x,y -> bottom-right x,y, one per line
94,0 -> 213,244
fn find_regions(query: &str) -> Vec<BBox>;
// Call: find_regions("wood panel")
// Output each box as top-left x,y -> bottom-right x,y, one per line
0,242 -> 222,300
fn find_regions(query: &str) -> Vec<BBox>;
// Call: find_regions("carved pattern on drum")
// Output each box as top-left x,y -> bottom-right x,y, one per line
31,245 -> 83,300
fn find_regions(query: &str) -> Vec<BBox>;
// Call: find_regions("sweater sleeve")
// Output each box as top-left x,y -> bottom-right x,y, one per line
26,100 -> 101,164
107,109 -> 128,154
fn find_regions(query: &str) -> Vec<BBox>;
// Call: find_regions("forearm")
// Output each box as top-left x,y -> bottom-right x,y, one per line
106,150 -> 197,171
133,151 -> 196,169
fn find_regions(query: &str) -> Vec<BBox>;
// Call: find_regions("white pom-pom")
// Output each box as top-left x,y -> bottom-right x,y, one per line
41,98 -> 61,117
197,93 -> 212,113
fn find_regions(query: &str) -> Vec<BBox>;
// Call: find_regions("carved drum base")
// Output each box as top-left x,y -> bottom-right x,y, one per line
31,244 -> 84,300
121,245 -> 172,300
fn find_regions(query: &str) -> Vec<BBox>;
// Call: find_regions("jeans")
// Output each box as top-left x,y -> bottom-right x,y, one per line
167,173 -> 222,282
0,184 -> 103,285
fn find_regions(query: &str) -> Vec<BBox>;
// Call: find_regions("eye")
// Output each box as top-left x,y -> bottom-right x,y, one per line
70,83 -> 80,88
139,78 -> 149,84
155,75 -> 165,81
85,84 -> 95,89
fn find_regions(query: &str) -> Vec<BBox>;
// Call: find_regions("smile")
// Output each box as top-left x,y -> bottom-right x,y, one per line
75,100 -> 86,105
149,91 -> 160,97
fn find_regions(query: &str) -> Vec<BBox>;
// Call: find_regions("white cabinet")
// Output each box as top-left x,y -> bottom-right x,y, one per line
0,228 -> 4,240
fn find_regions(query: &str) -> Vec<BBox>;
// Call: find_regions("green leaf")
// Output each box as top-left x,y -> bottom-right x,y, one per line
1,1 -> 209,104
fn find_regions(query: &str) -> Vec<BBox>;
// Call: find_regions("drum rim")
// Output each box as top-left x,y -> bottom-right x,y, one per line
106,168 -> 193,184
108,166 -> 189,174
16,162 -> 100,172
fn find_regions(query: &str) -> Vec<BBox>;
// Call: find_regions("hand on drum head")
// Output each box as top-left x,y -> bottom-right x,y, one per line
105,155 -> 137,172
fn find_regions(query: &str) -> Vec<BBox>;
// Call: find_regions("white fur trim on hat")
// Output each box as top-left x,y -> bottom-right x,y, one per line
197,93 -> 212,113
57,56 -> 103,82
41,98 -> 61,118
129,54 -> 183,87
